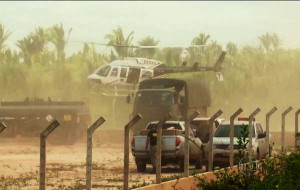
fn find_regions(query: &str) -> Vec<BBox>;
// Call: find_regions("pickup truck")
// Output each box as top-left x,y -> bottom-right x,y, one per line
131,121 -> 203,172
211,118 -> 274,167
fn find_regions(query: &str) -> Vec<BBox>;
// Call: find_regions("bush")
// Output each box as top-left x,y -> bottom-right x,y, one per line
195,152 -> 300,190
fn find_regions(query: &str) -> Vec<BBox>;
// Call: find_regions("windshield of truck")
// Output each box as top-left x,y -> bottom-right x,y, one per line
135,91 -> 174,105
147,123 -> 182,130
214,124 -> 255,137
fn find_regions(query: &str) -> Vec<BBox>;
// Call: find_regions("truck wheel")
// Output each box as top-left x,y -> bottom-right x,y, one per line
136,162 -> 146,173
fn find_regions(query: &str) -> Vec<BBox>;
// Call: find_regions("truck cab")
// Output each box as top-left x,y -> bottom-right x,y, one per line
211,118 -> 274,167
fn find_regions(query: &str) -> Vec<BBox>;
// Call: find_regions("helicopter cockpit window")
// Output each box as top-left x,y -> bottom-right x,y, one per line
110,67 -> 119,77
96,65 -> 111,77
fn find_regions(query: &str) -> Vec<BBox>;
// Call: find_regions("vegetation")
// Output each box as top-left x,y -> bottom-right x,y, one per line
1,23 -> 300,129
196,151 -> 300,190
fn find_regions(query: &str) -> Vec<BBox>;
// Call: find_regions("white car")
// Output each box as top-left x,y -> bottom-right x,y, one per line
212,118 -> 274,167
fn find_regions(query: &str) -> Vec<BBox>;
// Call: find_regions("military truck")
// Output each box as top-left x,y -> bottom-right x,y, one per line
0,97 -> 91,145
128,78 -> 211,135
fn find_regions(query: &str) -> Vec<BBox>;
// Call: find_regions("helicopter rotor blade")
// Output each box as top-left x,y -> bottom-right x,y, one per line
72,41 -> 212,49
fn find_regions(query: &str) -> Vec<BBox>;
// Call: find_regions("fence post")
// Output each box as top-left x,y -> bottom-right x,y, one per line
184,111 -> 200,177
39,120 -> 60,190
156,112 -> 173,184
124,114 -> 142,190
281,107 -> 292,154
0,122 -> 6,134
230,108 -> 243,167
248,108 -> 261,158
295,109 -> 300,152
266,107 -> 277,157
86,117 -> 106,190
208,110 -> 223,172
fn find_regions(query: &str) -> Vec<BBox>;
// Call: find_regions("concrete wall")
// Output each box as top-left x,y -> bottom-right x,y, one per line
135,166 -> 238,190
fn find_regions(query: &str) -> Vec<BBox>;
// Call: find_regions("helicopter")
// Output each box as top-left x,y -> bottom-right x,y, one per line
84,43 -> 226,96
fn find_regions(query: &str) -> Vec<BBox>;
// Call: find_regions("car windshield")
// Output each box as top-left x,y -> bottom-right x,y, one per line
95,65 -> 111,77
147,123 -> 182,130
214,124 -> 255,137
135,91 -> 174,106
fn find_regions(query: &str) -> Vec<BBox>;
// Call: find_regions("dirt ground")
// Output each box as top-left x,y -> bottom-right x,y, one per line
0,130 -> 295,190
0,134 -> 201,190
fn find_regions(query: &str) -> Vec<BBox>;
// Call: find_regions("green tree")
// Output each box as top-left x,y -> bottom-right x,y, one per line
190,33 -> 211,64
16,27 -> 50,66
271,33 -> 280,50
105,26 -> 134,59
17,35 -> 34,66
258,33 -> 273,53
134,36 -> 159,58
0,24 -> 11,52
191,33 -> 211,45
226,42 -> 238,57
48,23 -> 72,63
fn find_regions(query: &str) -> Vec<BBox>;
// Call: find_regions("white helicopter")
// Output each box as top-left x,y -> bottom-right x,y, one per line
85,44 -> 226,96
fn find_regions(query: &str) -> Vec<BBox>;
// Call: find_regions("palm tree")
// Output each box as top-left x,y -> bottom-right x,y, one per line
190,33 -> 211,64
191,33 -> 211,46
258,33 -> 272,53
226,42 -> 238,57
205,40 -> 222,65
0,24 -> 11,52
134,36 -> 159,58
48,23 -> 72,63
16,27 -> 50,66
271,33 -> 280,50
17,35 -> 35,66
32,27 -> 48,54
105,26 -> 134,59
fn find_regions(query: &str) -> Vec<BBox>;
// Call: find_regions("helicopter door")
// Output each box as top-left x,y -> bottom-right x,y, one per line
126,68 -> 141,84
109,67 -> 119,78
120,67 -> 128,82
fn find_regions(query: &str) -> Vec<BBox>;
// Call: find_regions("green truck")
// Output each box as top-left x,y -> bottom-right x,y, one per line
128,78 -> 211,135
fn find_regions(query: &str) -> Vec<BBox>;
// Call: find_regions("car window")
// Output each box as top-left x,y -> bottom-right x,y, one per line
147,123 -> 182,130
256,123 -> 263,134
214,124 -> 255,138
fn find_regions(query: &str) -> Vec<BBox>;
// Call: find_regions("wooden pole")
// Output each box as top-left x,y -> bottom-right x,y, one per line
39,120 -> 60,190
86,117 -> 106,190
184,111 -> 200,177
156,112 -> 173,184
248,108 -> 261,158
208,110 -> 223,171
281,107 -> 292,154
230,108 -> 243,167
266,107 -> 277,157
124,114 -> 142,190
